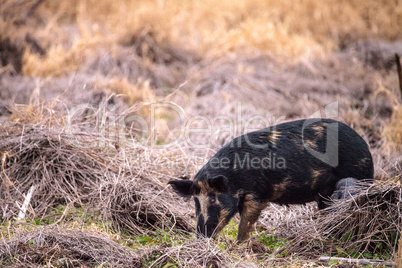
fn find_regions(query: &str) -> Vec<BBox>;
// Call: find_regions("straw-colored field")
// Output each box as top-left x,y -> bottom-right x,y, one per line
1,0 -> 402,267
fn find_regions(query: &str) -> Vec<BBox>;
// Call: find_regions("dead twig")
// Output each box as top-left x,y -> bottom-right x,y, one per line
319,256 -> 395,267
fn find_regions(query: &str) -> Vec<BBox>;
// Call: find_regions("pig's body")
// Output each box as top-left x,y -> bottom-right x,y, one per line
169,118 -> 374,241
196,118 -> 373,208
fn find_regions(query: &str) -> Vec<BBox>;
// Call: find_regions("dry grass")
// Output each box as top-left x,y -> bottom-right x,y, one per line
262,179 -> 402,259
0,123 -> 110,221
72,0 -> 402,58
2,0 -> 401,78
0,226 -> 141,267
0,120 -> 194,224
10,100 -> 63,126
1,97 -> 401,266
100,78 -> 155,106
1,0 -> 402,267
383,105 -> 402,150
319,180 -> 402,255
99,176 -> 193,235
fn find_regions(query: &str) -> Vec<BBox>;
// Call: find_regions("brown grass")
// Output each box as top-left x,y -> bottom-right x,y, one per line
383,105 -> 402,150
1,0 -> 402,266
262,179 -> 402,259
101,78 -> 155,106
0,105 -> 194,229
0,123 -> 109,221
78,0 -> 402,57
99,176 -> 193,235
319,180 -> 402,254
0,226 -> 141,267
2,0 -> 400,77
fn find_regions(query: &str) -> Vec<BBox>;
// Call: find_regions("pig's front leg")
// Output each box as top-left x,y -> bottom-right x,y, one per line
236,194 -> 267,242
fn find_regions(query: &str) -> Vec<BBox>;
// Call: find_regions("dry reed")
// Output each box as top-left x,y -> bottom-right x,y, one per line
98,177 -> 193,235
0,123 -> 110,221
0,226 -> 141,267
319,180 -> 402,255
271,180 -> 402,259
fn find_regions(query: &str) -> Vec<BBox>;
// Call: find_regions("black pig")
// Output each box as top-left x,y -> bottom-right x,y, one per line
169,118 -> 373,241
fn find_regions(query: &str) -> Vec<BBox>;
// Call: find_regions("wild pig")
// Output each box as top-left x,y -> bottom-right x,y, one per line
169,118 -> 373,241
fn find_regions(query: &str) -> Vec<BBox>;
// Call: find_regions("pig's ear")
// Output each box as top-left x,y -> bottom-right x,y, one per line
168,180 -> 193,197
208,175 -> 228,192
